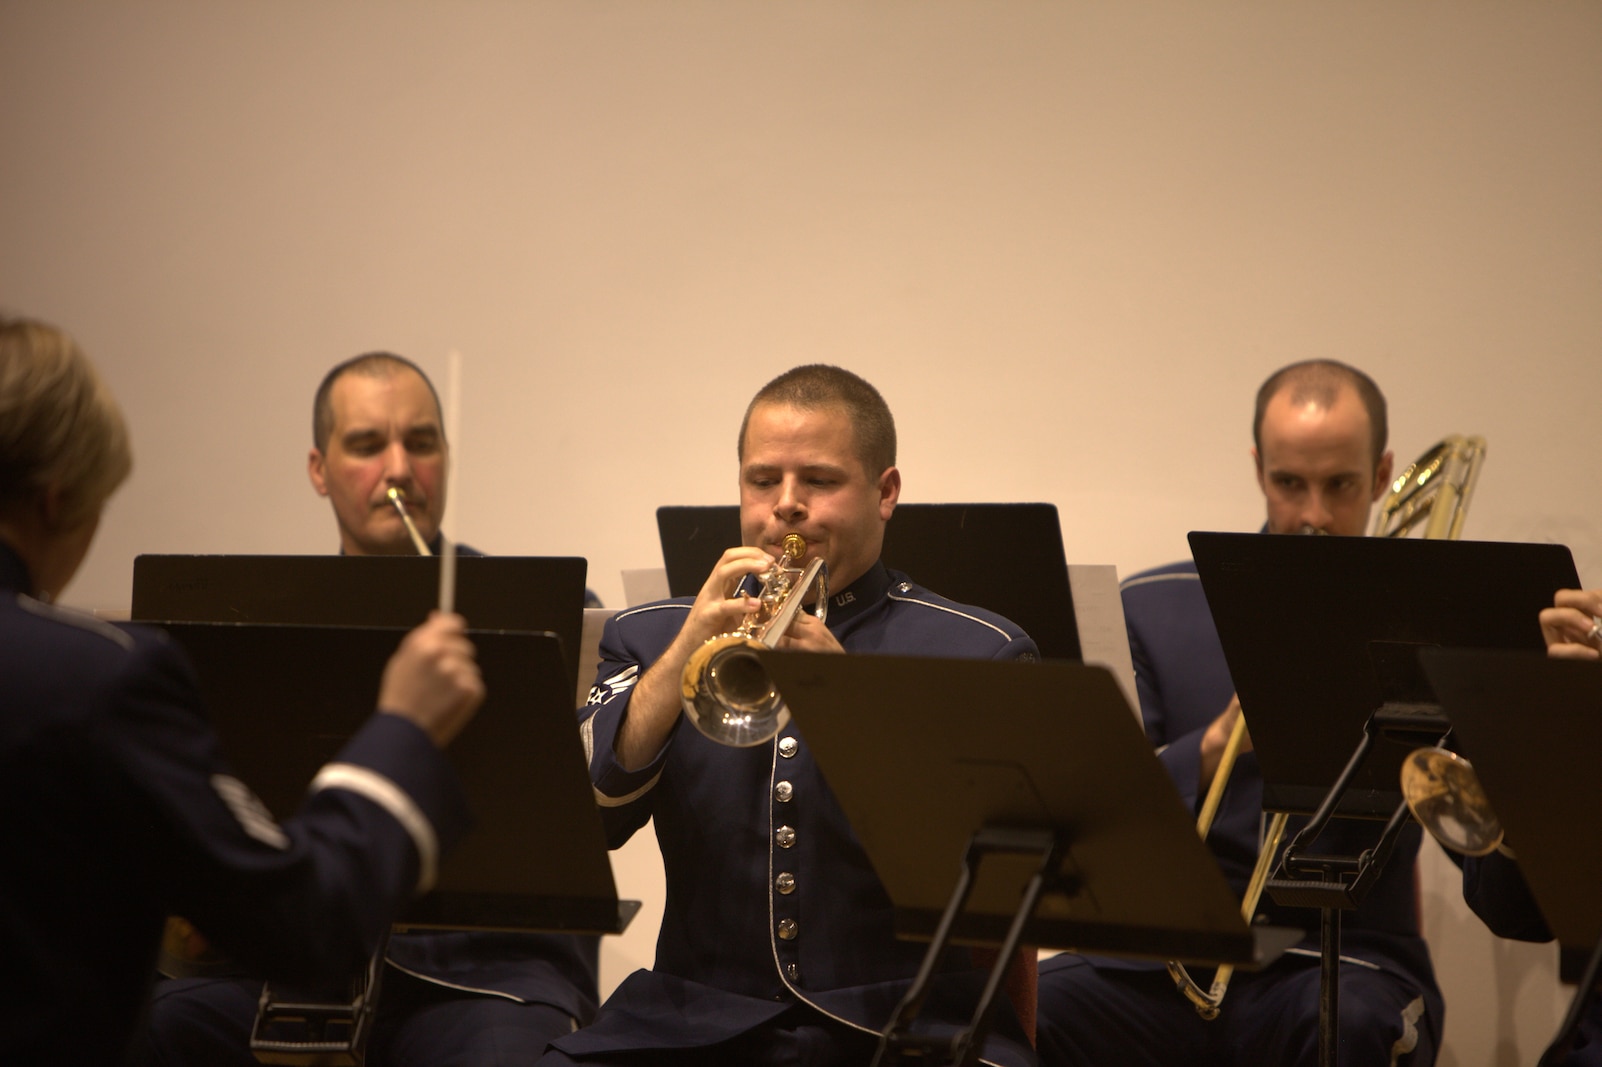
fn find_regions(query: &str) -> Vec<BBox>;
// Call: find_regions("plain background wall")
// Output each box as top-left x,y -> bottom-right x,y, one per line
3,3 -> 1598,1063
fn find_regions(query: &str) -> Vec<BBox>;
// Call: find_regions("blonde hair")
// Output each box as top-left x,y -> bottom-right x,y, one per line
0,317 -> 132,529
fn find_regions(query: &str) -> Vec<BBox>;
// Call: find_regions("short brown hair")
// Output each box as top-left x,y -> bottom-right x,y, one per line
1253,359 -> 1388,468
311,352 -> 443,452
0,317 -> 132,528
737,365 -> 896,476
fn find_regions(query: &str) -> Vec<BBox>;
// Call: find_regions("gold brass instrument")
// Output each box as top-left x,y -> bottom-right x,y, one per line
1167,708 -> 1291,1019
1379,436 -> 1508,858
1169,434 -> 1488,1019
1368,434 -> 1486,540
681,533 -> 827,747
387,487 -> 433,556
1399,748 -> 1506,857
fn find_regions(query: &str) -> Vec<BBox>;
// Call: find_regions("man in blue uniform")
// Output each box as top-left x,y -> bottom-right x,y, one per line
541,365 -> 1039,1067
0,317 -> 484,1065
141,351 -> 600,1065
1037,360 -> 1443,1065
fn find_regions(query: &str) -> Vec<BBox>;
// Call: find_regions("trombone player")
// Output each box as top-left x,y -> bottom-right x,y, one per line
540,365 -> 1039,1067
1037,360 -> 1443,1066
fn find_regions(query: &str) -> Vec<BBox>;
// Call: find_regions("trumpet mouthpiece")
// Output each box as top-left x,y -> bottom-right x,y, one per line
386,487 -> 432,556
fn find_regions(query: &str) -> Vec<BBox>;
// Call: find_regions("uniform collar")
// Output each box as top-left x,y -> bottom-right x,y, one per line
824,559 -> 891,629
0,539 -> 34,596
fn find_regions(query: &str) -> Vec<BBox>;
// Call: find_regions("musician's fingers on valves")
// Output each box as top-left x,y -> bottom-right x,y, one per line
772,611 -> 843,654
1540,588 -> 1602,659
688,546 -> 774,633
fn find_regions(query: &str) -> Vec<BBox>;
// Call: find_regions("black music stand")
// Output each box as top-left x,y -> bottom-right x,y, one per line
1188,531 -> 1580,1066
657,503 -> 1082,661
756,651 -> 1298,1067
1423,649 -> 1602,1065
131,555 -> 589,698
162,622 -> 637,934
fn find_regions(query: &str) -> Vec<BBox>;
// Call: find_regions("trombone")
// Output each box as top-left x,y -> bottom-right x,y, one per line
1167,433 -> 1488,1019
1381,436 -> 1509,858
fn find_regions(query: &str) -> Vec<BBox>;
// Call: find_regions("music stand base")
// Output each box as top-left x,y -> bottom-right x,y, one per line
874,827 -> 1066,1067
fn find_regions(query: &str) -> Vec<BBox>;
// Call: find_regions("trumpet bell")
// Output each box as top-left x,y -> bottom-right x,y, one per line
681,634 -> 792,747
1400,748 -> 1504,857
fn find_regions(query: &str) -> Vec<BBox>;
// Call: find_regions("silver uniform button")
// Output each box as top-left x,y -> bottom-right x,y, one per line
778,736 -> 799,758
775,872 -> 796,895
775,825 -> 797,849
897,582 -> 911,593
777,918 -> 798,941
786,962 -> 801,982
774,780 -> 794,803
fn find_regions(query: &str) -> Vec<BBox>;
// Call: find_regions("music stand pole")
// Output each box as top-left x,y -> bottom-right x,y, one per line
874,827 -> 1066,1067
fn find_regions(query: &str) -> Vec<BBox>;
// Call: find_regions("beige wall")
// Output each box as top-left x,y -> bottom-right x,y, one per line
3,3 -> 1598,1061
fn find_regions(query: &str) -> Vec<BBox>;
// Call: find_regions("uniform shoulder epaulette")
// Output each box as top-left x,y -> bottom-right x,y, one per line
16,594 -> 135,650
1119,559 -> 1200,593
615,600 -> 692,623
885,582 -> 1016,642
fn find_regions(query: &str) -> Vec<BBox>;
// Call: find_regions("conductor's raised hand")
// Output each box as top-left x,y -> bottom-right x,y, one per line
379,611 -> 486,747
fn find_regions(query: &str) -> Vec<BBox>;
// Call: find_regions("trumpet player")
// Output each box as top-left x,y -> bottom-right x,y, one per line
1037,360 -> 1442,1066
139,351 -> 599,1067
542,365 -> 1038,1067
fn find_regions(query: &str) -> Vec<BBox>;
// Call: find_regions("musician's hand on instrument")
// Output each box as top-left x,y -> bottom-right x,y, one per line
1198,695 -> 1251,796
775,613 -> 843,654
1540,589 -> 1602,661
682,547 -> 774,644
378,611 -> 485,747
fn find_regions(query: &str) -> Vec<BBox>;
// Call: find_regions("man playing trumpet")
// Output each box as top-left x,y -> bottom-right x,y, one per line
542,364 -> 1039,1067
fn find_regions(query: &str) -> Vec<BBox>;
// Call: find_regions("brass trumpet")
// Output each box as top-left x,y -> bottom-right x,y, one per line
680,534 -> 827,747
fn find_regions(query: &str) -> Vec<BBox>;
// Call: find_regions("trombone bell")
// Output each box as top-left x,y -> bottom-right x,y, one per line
1399,747 -> 1505,858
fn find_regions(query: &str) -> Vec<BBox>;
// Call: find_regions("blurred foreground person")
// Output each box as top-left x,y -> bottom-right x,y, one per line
0,316 -> 484,1065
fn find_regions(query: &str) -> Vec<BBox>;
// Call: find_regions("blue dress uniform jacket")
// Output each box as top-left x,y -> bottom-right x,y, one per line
1037,559 -> 1443,1066
549,562 -> 1039,1066
0,542 -> 472,1066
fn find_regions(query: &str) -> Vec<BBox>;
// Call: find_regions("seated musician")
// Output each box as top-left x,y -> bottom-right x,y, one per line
539,365 -> 1039,1067
1456,588 -> 1602,1064
303,350 -> 599,606
0,316 -> 483,1064
140,352 -> 599,1065
1037,360 -> 1443,1066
